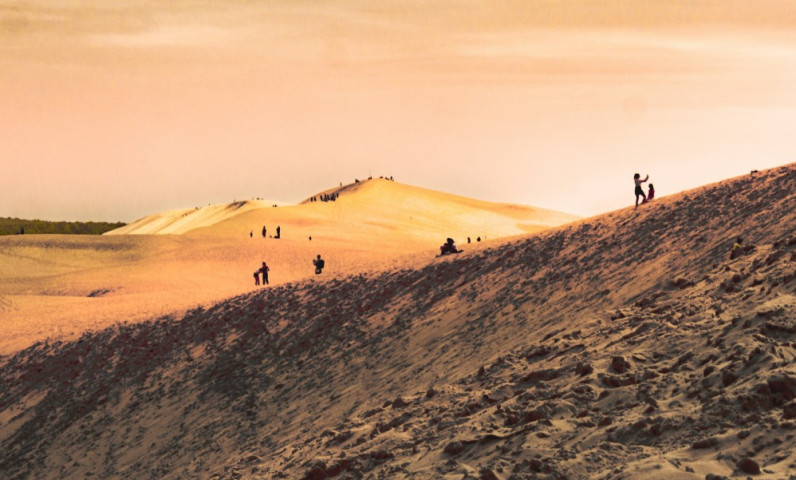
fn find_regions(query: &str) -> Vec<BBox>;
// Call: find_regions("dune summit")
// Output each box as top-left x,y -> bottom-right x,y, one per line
1,164 -> 795,479
107,178 -> 579,241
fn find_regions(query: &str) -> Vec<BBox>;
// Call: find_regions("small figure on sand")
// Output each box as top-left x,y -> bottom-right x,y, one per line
634,173 -> 649,207
262,226 -> 266,238
730,237 -> 756,260
730,238 -> 743,260
260,261 -> 270,285
253,269 -> 260,285
313,254 -> 325,274
275,226 -> 281,239
439,238 -> 461,256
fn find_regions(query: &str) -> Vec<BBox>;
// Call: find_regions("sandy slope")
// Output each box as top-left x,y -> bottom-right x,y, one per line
0,179 -> 576,355
0,164 -> 794,480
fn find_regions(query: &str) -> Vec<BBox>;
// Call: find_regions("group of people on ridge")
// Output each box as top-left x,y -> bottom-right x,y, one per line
310,193 -> 338,203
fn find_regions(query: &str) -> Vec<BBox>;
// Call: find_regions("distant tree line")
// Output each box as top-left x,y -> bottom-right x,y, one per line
0,217 -> 126,236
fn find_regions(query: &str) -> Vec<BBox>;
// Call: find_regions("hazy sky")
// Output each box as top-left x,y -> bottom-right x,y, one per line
2,1 -> 795,221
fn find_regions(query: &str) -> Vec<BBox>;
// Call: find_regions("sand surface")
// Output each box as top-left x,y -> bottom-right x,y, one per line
0,166 -> 794,479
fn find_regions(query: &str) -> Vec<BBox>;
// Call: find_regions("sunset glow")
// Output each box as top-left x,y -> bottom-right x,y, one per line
2,1 -> 795,220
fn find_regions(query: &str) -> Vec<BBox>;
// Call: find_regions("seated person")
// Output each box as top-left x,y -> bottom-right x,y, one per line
440,238 -> 458,255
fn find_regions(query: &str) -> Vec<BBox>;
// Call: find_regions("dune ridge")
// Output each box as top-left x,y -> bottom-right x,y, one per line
107,178 -> 579,239
0,164 -> 795,479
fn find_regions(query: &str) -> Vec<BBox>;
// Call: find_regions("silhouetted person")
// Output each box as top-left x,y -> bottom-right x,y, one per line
477,236 -> 481,242
262,226 -> 266,238
634,173 -> 649,207
467,237 -> 471,244
313,254 -> 325,274
250,231 -> 253,238
646,183 -> 655,202
260,261 -> 270,285
275,226 -> 281,239
19,226 -> 24,235
309,236 -> 312,241
253,270 -> 260,285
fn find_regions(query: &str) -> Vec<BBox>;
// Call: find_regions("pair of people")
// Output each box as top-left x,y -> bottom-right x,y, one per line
439,238 -> 460,255
634,173 -> 655,207
260,226 -> 281,238
253,261 -> 270,286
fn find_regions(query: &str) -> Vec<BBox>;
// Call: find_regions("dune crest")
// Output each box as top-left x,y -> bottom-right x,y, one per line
106,178 -> 579,240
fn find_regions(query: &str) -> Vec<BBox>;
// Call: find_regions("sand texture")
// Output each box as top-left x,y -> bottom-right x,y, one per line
1,165 -> 795,479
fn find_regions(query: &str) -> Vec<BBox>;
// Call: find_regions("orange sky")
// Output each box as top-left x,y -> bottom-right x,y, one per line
2,1 -> 795,221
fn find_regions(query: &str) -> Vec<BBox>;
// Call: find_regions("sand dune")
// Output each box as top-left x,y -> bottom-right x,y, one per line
0,179 -> 576,355
109,179 -> 577,240
1,164 -> 795,479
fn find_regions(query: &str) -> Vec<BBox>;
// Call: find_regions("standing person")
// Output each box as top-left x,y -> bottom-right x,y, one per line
634,173 -> 649,207
253,269 -> 260,285
262,226 -> 266,238
250,231 -> 253,238
276,226 -> 281,239
260,261 -> 270,285
313,254 -> 325,274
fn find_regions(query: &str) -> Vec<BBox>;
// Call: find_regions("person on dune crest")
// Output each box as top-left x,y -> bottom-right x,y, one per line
634,173 -> 649,207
